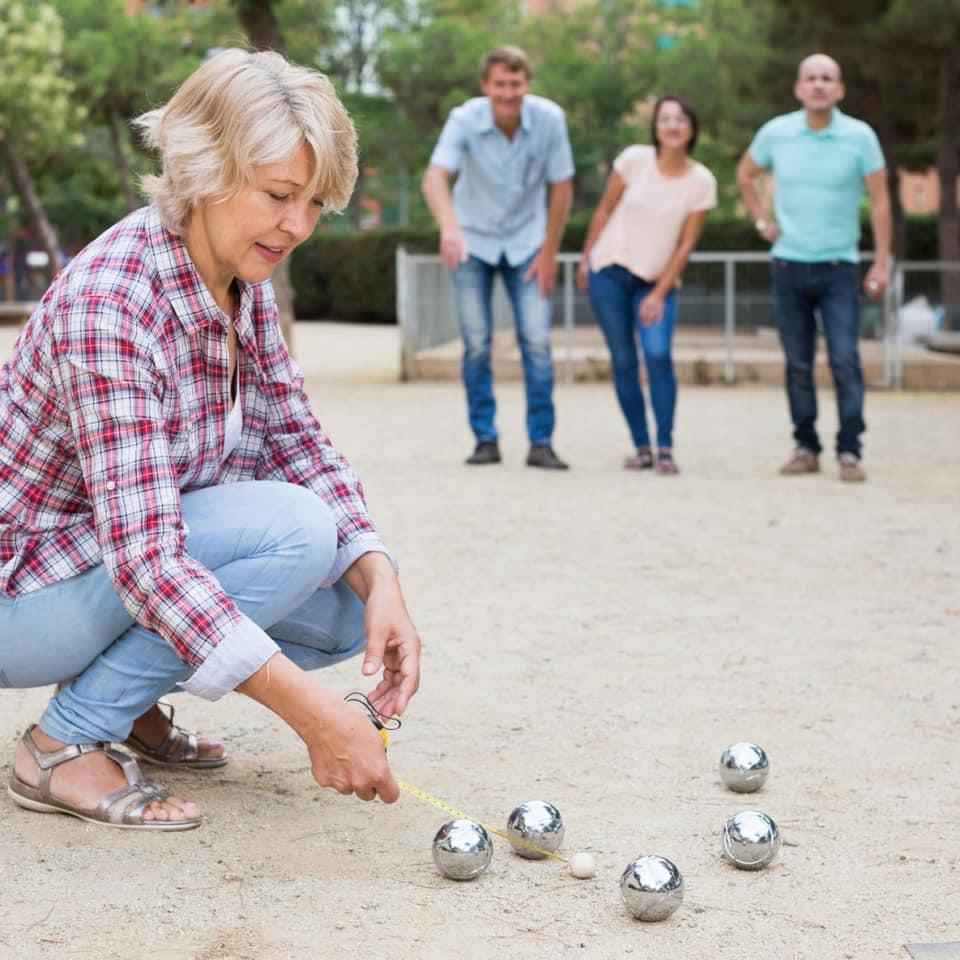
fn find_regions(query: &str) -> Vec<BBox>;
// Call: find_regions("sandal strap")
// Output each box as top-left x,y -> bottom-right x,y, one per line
22,726 -> 110,796
96,780 -> 169,825
20,726 -> 166,822
126,724 -> 200,763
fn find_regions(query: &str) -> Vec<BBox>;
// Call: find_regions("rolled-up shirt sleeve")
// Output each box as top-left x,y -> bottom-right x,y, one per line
52,297 -> 278,699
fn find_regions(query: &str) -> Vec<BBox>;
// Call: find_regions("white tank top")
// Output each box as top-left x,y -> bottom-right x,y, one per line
221,365 -> 242,464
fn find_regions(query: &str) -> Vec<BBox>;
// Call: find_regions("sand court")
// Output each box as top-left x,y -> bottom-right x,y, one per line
1,323 -> 958,959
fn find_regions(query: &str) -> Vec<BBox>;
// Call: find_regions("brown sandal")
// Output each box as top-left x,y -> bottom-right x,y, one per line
655,450 -> 679,475
624,447 -> 654,470
123,702 -> 227,769
8,726 -> 201,831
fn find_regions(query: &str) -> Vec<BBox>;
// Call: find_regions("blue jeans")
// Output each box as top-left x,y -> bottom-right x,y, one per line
451,252 -> 555,446
588,265 -> 678,450
771,259 -> 866,457
0,481 -> 366,743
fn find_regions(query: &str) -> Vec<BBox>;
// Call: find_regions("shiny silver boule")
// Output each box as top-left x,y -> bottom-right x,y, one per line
720,742 -> 769,793
505,801 -> 564,859
722,810 -> 781,870
432,819 -> 493,880
619,855 -> 684,921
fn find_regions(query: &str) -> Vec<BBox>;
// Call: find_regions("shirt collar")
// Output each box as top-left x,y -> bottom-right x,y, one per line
145,205 -> 254,337
802,107 -> 843,136
479,96 -> 532,135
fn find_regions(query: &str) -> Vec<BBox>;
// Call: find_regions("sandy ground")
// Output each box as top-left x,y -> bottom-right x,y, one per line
1,323 -> 959,960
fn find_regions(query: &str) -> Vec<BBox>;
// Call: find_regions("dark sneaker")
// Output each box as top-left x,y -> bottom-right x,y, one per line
526,445 -> 569,470
465,441 -> 501,465
779,447 -> 820,476
838,453 -> 866,483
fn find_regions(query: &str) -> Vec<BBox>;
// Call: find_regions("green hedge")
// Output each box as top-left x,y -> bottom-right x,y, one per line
290,215 -> 940,323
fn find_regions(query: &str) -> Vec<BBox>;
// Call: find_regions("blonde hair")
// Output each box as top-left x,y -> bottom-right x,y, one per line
135,49 -> 358,234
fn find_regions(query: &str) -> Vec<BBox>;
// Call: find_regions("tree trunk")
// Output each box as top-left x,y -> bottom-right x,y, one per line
0,135 -> 64,285
936,47 -> 960,329
236,0 -> 285,52
874,105 -> 906,262
235,0 -> 296,350
108,108 -> 139,213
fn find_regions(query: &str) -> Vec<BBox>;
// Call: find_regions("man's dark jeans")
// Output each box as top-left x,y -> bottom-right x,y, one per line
771,258 -> 866,458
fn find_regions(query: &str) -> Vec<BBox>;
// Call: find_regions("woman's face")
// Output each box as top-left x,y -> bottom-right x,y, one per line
186,141 -> 325,300
655,101 -> 693,152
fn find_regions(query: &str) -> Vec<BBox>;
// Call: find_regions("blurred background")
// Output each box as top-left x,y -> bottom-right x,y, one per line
0,0 -> 957,331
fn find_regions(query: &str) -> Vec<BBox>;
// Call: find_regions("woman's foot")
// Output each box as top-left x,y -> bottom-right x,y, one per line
129,704 -> 225,764
13,726 -> 199,823
655,449 -> 679,475
624,446 -> 654,470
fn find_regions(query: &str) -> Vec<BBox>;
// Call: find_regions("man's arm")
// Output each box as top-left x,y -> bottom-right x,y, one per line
523,177 -> 572,298
422,163 -> 468,270
736,152 -> 780,245
863,168 -> 892,298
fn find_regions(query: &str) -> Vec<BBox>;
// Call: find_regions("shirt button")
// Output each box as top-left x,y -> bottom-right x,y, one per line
105,481 -> 117,492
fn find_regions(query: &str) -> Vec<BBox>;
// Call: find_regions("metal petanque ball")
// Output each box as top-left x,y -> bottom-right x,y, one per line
432,819 -> 493,880
505,801 -> 564,859
719,742 -> 770,793
722,810 -> 781,870
619,855 -> 685,921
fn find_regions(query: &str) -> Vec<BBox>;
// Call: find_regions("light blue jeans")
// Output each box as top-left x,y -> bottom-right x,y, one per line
451,252 -> 556,446
0,481 -> 366,744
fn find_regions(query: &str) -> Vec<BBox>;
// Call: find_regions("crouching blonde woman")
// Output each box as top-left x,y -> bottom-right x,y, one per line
0,49 -> 420,830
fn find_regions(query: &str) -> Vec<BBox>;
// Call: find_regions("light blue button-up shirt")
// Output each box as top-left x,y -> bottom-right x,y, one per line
430,94 -> 575,267
749,109 -> 885,263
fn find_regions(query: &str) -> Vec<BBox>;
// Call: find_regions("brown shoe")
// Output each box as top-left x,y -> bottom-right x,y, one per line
838,453 -> 866,483
779,447 -> 820,476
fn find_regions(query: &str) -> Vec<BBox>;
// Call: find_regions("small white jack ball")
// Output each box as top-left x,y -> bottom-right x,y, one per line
568,852 -> 596,879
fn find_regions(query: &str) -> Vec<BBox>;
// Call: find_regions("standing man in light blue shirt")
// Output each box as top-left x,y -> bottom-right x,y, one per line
738,53 -> 891,483
422,46 -> 574,469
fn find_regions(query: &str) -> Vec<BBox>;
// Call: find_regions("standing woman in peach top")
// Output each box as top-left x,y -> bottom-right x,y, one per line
577,96 -> 716,474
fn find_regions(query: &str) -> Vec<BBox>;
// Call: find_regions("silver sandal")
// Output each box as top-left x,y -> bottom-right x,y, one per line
123,702 -> 227,769
8,726 -> 201,831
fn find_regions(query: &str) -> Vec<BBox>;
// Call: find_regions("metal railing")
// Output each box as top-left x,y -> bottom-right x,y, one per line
396,248 -> 960,389
890,261 -> 960,390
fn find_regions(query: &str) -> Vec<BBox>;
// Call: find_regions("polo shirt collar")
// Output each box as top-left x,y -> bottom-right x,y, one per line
804,107 -> 844,136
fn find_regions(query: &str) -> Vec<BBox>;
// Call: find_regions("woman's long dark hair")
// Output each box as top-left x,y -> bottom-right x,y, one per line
651,95 -> 699,154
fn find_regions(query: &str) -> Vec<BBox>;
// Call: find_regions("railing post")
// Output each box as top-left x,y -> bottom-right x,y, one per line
396,246 -> 415,381
724,257 -> 736,383
563,256 -> 575,384
893,262 -> 905,390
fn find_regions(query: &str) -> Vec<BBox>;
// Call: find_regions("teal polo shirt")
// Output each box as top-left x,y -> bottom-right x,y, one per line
749,109 -> 885,263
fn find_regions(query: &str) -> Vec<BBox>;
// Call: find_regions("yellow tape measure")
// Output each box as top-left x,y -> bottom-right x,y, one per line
353,695 -> 565,862
397,777 -> 568,863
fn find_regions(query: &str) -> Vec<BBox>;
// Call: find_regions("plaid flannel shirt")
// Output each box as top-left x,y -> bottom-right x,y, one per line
0,206 -> 390,699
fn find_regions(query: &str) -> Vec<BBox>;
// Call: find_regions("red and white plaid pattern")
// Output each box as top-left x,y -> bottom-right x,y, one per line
0,206 -> 383,667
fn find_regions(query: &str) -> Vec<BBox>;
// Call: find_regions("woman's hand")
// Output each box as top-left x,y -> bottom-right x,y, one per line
236,654 -> 399,802
345,553 -> 421,720
303,686 -> 398,802
639,292 -> 665,327
360,576 -> 422,719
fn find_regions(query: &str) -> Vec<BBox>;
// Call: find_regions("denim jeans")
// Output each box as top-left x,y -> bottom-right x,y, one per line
587,265 -> 678,450
451,252 -> 555,446
0,481 -> 366,743
771,258 -> 866,457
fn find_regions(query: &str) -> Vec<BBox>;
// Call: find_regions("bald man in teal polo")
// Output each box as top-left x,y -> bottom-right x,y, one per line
738,53 -> 891,483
